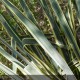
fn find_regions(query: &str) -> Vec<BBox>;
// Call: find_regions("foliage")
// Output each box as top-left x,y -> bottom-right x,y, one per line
0,0 -> 80,80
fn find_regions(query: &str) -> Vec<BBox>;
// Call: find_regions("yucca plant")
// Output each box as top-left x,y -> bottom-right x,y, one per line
0,0 -> 80,80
